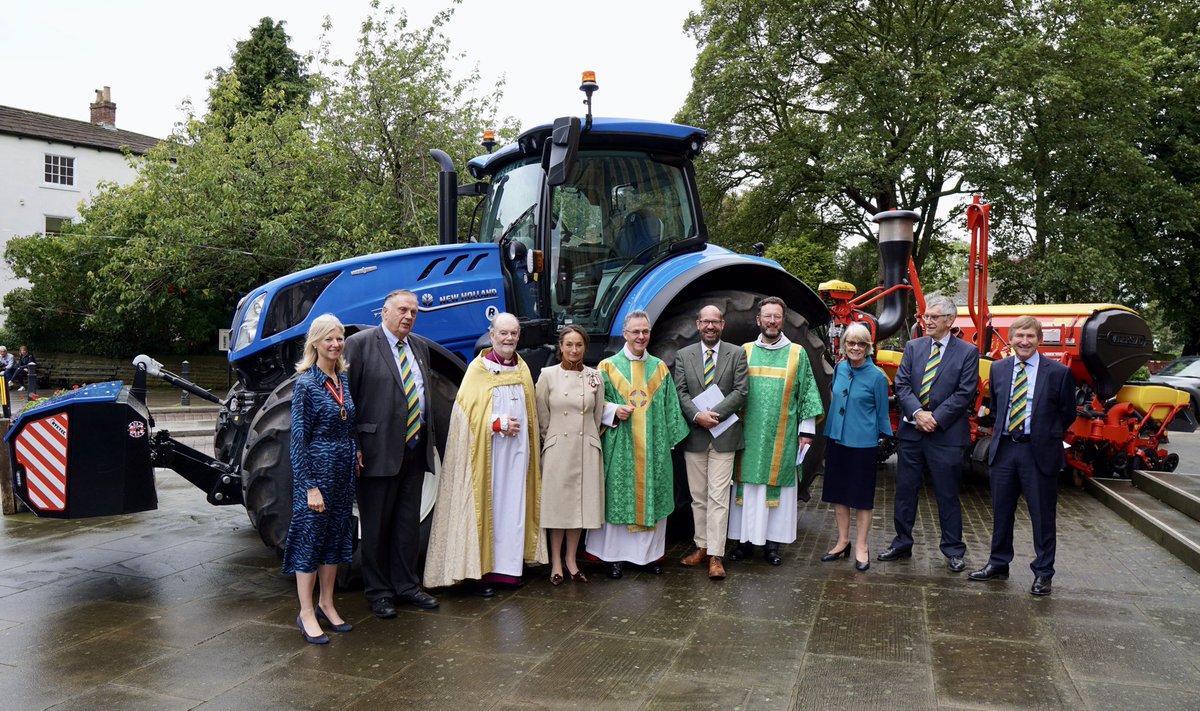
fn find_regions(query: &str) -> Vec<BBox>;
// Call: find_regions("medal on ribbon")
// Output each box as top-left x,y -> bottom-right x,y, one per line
325,376 -> 347,421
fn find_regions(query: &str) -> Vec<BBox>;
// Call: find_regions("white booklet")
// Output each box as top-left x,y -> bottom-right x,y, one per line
692,384 -> 739,438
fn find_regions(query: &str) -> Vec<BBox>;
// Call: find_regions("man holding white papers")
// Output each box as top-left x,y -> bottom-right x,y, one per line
674,305 -> 749,580
728,297 -> 824,566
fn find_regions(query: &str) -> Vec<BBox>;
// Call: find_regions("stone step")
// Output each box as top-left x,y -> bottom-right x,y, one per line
1085,475 -> 1200,574
1132,470 -> 1200,523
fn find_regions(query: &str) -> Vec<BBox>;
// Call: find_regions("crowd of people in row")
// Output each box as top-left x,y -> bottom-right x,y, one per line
282,290 -> 1076,645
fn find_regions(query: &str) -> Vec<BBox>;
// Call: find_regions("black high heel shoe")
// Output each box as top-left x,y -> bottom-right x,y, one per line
855,552 -> 870,572
821,543 -> 851,562
316,606 -> 353,633
297,615 -> 329,645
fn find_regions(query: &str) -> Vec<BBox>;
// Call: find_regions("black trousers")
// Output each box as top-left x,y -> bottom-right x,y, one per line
356,447 -> 425,601
987,439 -> 1058,577
891,439 -> 966,557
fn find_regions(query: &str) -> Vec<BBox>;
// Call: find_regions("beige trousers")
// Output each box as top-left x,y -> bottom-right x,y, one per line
683,446 -> 736,556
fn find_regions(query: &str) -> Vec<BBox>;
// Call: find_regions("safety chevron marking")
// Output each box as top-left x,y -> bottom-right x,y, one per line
14,413 -> 69,512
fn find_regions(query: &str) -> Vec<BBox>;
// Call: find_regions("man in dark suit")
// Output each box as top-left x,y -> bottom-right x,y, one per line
674,305 -> 749,580
345,289 -> 440,615
879,295 -> 979,571
969,315 -> 1077,596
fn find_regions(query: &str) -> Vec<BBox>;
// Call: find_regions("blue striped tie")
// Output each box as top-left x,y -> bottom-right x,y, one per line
703,349 -> 715,387
1007,361 -> 1028,434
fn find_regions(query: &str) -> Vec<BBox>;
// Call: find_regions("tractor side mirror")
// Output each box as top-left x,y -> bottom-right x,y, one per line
544,116 -> 581,187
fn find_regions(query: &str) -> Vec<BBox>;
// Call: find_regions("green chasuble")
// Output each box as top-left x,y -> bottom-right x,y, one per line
599,350 -> 689,530
736,339 -> 824,505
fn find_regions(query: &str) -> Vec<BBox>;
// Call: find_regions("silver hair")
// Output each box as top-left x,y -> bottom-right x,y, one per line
488,312 -> 520,332
925,294 -> 957,318
623,310 -> 651,329
839,323 -> 875,357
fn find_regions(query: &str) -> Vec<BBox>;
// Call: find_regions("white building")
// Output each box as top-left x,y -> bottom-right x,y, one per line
0,87 -> 160,322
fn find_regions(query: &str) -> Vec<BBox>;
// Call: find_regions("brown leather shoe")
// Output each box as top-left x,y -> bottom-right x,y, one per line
681,548 -> 709,567
708,556 -> 726,580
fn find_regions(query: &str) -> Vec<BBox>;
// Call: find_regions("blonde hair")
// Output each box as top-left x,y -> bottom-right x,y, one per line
295,313 -> 348,373
840,323 -> 875,357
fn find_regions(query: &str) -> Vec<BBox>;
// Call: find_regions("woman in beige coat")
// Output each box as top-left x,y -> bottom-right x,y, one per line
536,325 -> 606,585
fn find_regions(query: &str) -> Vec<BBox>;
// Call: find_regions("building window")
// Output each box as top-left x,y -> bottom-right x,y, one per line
44,154 -> 75,186
45,216 -> 71,235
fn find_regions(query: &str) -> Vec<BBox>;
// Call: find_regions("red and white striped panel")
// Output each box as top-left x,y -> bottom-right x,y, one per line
14,413 -> 69,512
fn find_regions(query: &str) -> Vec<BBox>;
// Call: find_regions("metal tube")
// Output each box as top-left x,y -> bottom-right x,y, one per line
872,210 -> 918,341
430,149 -> 458,245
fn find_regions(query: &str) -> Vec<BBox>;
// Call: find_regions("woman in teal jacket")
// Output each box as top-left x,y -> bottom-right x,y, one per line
820,323 -> 894,571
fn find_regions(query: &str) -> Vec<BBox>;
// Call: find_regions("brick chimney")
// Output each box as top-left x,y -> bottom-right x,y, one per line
90,86 -> 116,127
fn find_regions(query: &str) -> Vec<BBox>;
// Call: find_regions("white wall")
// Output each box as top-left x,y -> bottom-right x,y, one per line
0,133 -> 141,325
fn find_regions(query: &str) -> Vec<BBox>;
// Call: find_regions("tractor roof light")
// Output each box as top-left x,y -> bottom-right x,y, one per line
580,70 -> 598,130
481,129 -> 496,154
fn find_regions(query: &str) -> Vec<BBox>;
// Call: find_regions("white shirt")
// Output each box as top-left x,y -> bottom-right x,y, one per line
383,329 -> 427,421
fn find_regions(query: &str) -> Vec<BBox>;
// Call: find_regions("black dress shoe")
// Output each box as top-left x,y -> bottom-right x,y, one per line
947,555 -> 966,572
764,546 -> 782,566
607,562 -> 624,579
1030,576 -> 1053,596
398,590 -> 439,609
967,563 -> 1009,581
877,546 -> 912,562
646,563 -> 664,575
369,598 -> 398,619
821,543 -> 851,562
473,584 -> 496,598
729,544 -> 753,561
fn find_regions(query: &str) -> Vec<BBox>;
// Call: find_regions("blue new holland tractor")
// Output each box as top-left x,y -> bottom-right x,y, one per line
6,76 -> 915,557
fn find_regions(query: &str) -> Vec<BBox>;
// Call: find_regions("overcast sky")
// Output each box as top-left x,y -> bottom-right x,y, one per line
1,0 -> 703,139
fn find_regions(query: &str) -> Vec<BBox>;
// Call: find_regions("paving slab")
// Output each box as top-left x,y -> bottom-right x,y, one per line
0,435 -> 1198,709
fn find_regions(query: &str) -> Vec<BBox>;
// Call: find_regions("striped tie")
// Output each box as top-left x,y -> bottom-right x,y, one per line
919,342 -> 941,408
397,341 -> 421,447
1007,361 -> 1028,434
703,348 -> 715,387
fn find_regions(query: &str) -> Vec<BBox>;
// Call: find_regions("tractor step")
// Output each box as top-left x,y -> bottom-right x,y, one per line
1132,470 -> 1200,523
1085,474 -> 1200,574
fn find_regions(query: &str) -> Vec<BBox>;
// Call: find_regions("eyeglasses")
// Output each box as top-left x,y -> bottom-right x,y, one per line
845,341 -> 869,347
697,320 -> 723,327
922,313 -> 952,321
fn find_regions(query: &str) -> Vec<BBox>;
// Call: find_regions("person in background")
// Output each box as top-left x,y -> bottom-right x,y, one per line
820,323 -> 893,571
284,314 -> 357,645
536,325 -> 606,586
8,345 -> 35,391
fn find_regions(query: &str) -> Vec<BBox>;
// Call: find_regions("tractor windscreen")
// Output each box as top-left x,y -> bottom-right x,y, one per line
547,151 -> 695,330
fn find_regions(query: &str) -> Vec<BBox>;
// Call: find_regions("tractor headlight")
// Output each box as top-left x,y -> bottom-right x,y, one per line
232,293 -> 266,352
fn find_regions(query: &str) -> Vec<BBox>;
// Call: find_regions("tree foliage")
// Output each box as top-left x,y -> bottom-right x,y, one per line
208,17 -> 311,128
3,4 -> 507,355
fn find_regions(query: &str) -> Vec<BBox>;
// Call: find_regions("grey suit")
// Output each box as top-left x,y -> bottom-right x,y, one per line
674,340 -> 748,555
345,325 -> 438,602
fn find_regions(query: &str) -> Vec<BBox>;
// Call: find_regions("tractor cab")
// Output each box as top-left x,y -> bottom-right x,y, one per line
465,115 -> 707,352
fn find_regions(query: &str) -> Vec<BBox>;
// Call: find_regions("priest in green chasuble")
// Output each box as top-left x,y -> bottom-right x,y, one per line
585,311 -> 689,579
729,297 -> 824,566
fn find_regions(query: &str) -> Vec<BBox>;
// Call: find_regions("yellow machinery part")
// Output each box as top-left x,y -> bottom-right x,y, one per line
1116,383 -> 1192,415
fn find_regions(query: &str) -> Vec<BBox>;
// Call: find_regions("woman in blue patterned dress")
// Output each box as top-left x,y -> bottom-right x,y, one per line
284,314 -> 357,644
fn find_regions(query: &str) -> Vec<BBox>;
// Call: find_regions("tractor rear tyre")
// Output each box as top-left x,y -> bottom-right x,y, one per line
650,289 -> 833,540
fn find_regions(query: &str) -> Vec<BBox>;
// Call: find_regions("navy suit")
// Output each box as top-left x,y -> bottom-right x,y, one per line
891,335 -> 979,556
985,355 -> 1077,577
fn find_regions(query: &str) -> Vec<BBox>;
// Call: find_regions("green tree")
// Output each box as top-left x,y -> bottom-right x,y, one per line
679,0 -> 998,271
208,17 -> 311,127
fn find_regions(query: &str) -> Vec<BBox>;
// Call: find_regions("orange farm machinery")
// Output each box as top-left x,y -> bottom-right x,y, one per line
823,197 -> 1196,480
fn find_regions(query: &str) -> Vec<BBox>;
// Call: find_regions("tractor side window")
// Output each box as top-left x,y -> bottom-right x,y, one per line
479,159 -> 543,316
548,151 -> 695,330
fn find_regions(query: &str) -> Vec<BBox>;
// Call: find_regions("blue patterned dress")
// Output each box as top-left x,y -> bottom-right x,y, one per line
282,365 -> 357,574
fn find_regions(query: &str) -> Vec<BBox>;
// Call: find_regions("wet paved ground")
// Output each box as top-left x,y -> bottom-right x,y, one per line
2,425 -> 1199,709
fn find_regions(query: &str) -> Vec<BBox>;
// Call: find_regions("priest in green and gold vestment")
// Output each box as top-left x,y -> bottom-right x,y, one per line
729,297 -> 824,565
585,311 -> 689,578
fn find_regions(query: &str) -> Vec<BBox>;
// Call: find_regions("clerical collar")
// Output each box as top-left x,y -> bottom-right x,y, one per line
622,344 -> 647,361
754,334 -> 791,350
484,349 -> 517,367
